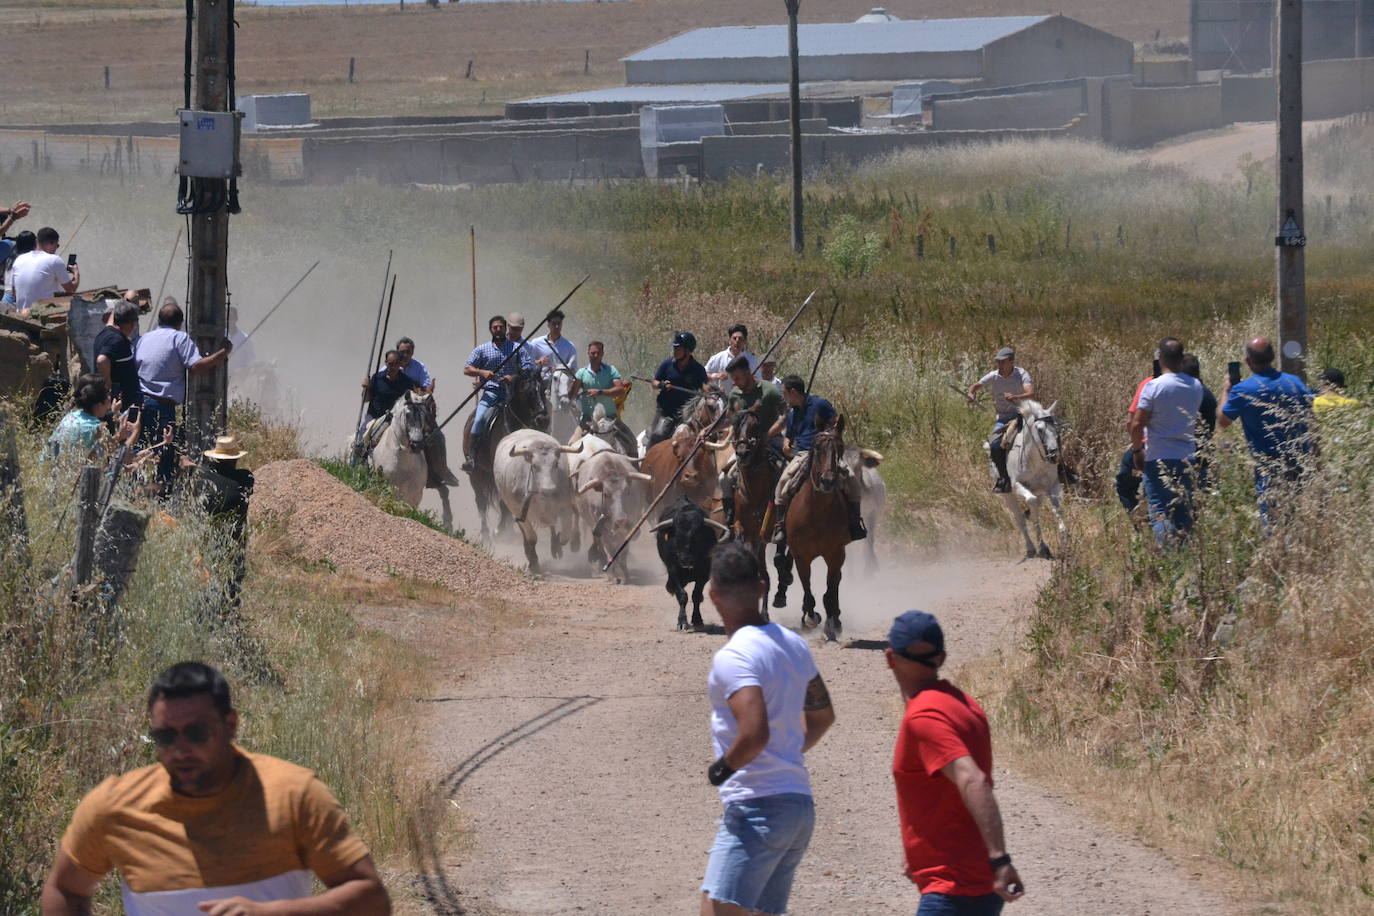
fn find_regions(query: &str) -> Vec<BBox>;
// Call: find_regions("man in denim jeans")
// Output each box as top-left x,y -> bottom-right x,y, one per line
1129,337 -> 1203,546
701,541 -> 835,915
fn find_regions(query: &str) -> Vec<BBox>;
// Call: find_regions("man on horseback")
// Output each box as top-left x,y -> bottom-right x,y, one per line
648,331 -> 709,447
354,349 -> 418,461
574,340 -> 636,454
460,315 -> 534,473
965,347 -> 1035,493
528,308 -> 577,381
770,375 -> 866,545
392,336 -> 459,488
705,323 -> 760,393
721,356 -> 786,530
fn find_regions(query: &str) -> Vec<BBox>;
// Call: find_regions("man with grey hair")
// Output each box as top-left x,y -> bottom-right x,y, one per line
93,301 -> 143,408
965,347 -> 1034,493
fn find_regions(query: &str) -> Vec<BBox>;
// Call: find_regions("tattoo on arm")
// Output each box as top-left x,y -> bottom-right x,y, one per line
804,675 -> 832,711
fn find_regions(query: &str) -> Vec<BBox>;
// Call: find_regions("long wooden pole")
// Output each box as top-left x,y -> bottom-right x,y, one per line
807,289 -> 841,392
601,289 -> 818,572
356,251 -> 393,431
470,224 -> 478,348
242,260 -> 319,342
58,212 -> 90,255
152,225 -> 184,317
1275,0 -> 1308,379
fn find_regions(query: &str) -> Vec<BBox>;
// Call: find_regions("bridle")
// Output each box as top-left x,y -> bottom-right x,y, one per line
1024,412 -> 1060,464
809,425 -> 844,493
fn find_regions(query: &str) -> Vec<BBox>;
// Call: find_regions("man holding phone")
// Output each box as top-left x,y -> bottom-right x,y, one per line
10,226 -> 78,315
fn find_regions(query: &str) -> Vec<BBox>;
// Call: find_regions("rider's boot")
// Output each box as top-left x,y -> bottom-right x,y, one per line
846,501 -> 868,541
722,496 -> 736,529
460,443 -> 478,473
991,447 -> 1011,493
770,501 -> 788,545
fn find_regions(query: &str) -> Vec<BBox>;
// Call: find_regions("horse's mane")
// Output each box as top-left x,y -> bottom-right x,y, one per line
1017,398 -> 1048,417
678,391 -> 723,427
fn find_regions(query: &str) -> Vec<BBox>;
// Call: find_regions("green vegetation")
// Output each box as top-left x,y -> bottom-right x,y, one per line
318,458 -> 465,540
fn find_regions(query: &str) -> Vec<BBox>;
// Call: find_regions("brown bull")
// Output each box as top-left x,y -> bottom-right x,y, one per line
641,424 -> 723,510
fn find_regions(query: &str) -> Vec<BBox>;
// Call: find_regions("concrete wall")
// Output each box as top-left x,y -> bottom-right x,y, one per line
0,128 -> 302,181
507,97 -> 862,127
982,16 -> 1133,88
931,85 -> 1085,130
625,49 -> 983,84
1102,78 -> 1223,146
1220,73 -> 1275,122
1134,58 -> 1195,85
1303,56 -> 1374,118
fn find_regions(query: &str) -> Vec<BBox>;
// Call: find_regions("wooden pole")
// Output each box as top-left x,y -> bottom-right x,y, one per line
152,225 -> 184,328
357,250 -> 393,432
470,224 -> 478,348
185,0 -> 234,456
1275,0 -> 1308,379
0,407 -> 29,569
92,503 -> 151,607
72,465 -> 101,587
785,0 -> 804,255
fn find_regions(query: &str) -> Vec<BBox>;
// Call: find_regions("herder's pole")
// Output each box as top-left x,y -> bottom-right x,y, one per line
1275,0 -> 1308,379
785,0 -> 804,255
185,0 -> 233,451
470,225 -> 478,348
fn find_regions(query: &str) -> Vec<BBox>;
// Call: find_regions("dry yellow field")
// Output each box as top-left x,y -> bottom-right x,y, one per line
3,0 -> 1188,124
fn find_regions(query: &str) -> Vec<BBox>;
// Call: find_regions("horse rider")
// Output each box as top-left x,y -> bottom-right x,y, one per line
461,314 -> 534,472
648,330 -> 709,447
965,347 -> 1035,493
506,311 -> 528,347
770,375 -> 867,545
355,349 -> 418,458
391,336 -> 459,487
758,352 -> 781,385
721,355 -> 786,530
528,308 -> 578,380
704,323 -> 759,393
575,339 -> 637,454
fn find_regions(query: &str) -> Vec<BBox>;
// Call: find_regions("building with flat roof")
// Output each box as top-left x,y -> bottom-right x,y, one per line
622,14 -> 1133,88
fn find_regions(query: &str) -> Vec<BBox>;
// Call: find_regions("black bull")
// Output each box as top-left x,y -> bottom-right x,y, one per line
652,497 -> 730,631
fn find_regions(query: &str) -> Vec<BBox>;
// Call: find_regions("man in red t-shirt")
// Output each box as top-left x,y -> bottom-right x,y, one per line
1116,355 -> 1158,514
887,611 -> 1025,915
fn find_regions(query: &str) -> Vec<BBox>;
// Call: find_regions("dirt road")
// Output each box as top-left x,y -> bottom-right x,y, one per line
1146,118 -> 1342,182
371,533 -> 1237,915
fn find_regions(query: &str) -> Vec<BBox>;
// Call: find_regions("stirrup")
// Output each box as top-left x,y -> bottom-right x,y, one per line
993,478 -> 1011,493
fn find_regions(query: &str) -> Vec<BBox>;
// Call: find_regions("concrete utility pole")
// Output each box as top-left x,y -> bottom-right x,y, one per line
185,0 -> 233,451
785,0 -> 804,255
1274,0 -> 1307,379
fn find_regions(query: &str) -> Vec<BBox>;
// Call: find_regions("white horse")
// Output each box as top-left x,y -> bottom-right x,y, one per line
998,399 -> 1066,559
366,390 -> 455,533
546,368 -> 582,444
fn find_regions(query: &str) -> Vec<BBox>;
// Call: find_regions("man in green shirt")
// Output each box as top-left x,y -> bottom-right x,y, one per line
574,340 -> 636,453
722,355 -> 787,528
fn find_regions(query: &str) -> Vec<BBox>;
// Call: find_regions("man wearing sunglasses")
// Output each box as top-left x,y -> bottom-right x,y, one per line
41,662 -> 390,916
887,611 -> 1025,915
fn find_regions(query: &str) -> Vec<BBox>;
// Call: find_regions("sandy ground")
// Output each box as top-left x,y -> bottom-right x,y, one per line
257,461 -> 1240,915
1145,118 -> 1344,182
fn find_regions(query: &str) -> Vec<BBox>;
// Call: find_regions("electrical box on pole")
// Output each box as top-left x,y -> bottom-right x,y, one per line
1275,0 -> 1307,379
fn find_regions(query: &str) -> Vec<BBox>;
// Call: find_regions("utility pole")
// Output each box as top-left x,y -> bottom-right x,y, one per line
185,0 -> 234,451
785,0 -> 804,255
1274,0 -> 1307,379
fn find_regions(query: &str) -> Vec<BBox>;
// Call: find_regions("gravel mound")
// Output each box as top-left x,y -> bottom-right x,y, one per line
251,459 -> 549,600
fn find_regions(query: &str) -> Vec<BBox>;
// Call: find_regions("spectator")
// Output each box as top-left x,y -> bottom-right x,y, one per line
134,301 -> 232,487
0,200 -> 32,275
1179,353 -> 1217,486
190,435 -> 255,613
886,610 -> 1026,915
1130,338 -> 1203,545
705,323 -> 760,392
1218,337 -> 1314,531
94,301 -> 143,408
1313,368 -> 1359,418
3,229 -> 36,308
11,226 -> 79,316
40,661 -> 390,915
43,373 -> 166,468
700,540 -> 834,916
1114,350 -> 1158,514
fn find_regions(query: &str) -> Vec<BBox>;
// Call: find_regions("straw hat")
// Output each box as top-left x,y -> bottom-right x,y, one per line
204,435 -> 247,461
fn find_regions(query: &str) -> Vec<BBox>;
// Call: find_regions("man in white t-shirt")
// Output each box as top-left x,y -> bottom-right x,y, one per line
11,225 -> 79,315
705,324 -> 759,393
527,308 -> 577,379
701,540 -> 835,915
1130,337 -> 1203,545
965,347 -> 1034,492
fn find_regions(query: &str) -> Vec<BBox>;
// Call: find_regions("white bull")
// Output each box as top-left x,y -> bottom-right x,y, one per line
493,429 -> 582,575
574,449 -> 653,584
842,446 -> 886,572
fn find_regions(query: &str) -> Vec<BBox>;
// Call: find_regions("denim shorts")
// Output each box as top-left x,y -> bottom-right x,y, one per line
916,892 -> 1004,916
702,792 -> 815,915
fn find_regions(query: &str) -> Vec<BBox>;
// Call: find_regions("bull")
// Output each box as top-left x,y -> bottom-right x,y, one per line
574,450 -> 653,584
841,446 -> 886,572
493,429 -> 582,575
651,497 -> 731,631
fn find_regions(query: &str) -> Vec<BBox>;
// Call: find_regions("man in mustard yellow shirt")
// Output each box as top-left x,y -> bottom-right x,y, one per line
41,662 -> 390,916
1313,367 -> 1360,418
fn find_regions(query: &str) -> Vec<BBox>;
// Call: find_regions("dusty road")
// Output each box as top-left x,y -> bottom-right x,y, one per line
1146,118 -> 1342,182
367,528 -> 1239,916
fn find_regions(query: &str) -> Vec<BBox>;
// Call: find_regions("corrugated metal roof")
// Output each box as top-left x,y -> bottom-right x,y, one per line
624,16 -> 1051,62
518,83 -> 805,105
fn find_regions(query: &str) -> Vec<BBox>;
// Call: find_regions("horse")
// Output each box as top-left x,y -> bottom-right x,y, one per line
775,419 -> 852,642
545,367 -> 582,444
368,390 -> 454,532
728,409 -> 781,614
999,398 -> 1066,559
569,403 -> 638,457
463,369 -> 549,543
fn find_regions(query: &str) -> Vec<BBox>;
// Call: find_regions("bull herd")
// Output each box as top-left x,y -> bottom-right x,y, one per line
477,397 -> 887,638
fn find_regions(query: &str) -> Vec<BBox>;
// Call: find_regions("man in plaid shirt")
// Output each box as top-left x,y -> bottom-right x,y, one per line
461,314 -> 534,471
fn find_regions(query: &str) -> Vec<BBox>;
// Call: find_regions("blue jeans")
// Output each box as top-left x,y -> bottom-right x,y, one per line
1254,456 -> 1303,535
988,419 -> 1012,481
1142,457 -> 1195,545
702,793 -> 815,915
916,892 -> 1004,916
1115,446 -> 1141,512
139,398 -> 179,485
470,388 -> 504,447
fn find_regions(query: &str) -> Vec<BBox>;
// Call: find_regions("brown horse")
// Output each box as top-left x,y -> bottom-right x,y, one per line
729,409 -> 780,613
780,418 -> 850,641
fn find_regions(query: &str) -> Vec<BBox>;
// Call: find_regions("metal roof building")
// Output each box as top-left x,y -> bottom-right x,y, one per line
623,14 -> 1133,87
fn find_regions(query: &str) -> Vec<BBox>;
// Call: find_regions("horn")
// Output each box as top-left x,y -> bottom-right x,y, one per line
649,519 -> 674,533
701,439 -> 729,451
508,445 -> 532,458
704,519 -> 731,538
577,478 -> 601,495
859,448 -> 884,463
1047,400 -> 1059,415
629,472 -> 654,483
558,442 -> 585,454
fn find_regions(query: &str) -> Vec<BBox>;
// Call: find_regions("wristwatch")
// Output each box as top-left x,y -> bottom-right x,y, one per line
988,854 -> 1012,870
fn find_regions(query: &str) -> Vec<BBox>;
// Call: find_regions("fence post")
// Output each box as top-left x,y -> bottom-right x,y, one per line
584,49 -> 590,75
104,66 -> 111,90
465,59 -> 474,79
986,233 -> 996,255
72,465 -> 101,587
348,57 -> 355,83
948,236 -> 957,257
1064,218 -> 1072,249
915,235 -> 924,259
92,502 -> 151,609
0,407 -> 28,569
1093,231 -> 1101,253
1117,224 -> 1125,247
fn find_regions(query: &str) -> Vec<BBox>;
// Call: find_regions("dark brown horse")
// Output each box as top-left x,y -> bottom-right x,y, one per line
779,418 -> 850,641
729,409 -> 780,614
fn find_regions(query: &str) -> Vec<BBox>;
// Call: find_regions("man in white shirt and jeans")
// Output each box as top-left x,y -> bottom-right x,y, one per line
11,226 -> 79,316
1129,337 -> 1203,545
702,540 -> 835,916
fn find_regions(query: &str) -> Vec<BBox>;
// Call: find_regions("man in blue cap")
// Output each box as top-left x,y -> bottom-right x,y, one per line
887,611 -> 1025,915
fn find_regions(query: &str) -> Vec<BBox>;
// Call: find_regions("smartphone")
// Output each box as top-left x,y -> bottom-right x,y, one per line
126,405 -> 140,424
67,253 -> 77,267
1227,361 -> 1242,385
1151,358 -> 1161,378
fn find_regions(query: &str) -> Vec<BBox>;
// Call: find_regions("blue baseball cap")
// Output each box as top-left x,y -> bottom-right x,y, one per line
888,610 -> 945,655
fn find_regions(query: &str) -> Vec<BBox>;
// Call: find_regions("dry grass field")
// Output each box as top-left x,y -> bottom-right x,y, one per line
2,0 -> 1188,124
